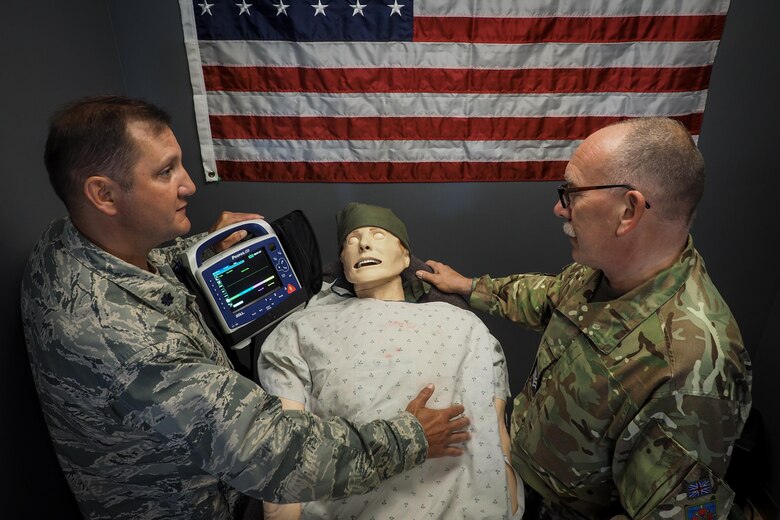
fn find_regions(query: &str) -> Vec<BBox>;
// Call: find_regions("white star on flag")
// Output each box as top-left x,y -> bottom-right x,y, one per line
198,2 -> 214,15
235,0 -> 252,15
273,1 -> 290,16
387,0 -> 403,17
311,0 -> 328,16
350,0 -> 366,17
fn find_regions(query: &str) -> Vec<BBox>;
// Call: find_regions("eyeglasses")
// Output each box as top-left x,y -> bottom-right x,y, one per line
557,183 -> 651,209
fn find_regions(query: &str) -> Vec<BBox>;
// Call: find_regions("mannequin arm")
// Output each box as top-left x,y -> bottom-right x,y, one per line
495,398 -> 519,515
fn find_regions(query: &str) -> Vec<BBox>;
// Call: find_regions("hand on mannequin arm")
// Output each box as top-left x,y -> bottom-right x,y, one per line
416,260 -> 473,297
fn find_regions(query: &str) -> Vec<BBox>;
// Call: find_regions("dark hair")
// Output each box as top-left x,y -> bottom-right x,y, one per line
44,95 -> 171,210
605,117 -> 705,224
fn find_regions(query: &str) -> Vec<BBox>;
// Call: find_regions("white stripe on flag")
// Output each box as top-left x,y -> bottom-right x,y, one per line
214,139 -> 580,163
206,91 -> 708,119
197,40 -> 722,69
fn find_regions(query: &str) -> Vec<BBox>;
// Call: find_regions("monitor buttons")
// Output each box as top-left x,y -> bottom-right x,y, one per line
276,258 -> 290,272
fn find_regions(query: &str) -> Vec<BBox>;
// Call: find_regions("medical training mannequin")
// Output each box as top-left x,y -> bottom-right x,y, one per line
259,203 -> 522,519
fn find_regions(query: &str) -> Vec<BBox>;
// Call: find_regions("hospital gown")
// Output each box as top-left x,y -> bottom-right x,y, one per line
258,284 -> 516,519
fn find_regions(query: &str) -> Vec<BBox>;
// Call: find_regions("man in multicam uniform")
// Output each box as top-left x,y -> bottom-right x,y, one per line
20,96 -> 470,520
416,117 -> 752,520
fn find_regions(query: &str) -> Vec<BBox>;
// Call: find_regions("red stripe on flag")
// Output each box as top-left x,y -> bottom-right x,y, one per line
211,115 -> 626,140
413,15 -> 727,43
203,65 -> 713,94
215,160 -> 568,182
210,114 -> 703,140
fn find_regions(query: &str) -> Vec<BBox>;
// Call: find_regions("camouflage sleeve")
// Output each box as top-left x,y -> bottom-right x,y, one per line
612,394 -> 742,519
112,339 -> 427,502
469,272 -> 560,331
150,232 -> 208,265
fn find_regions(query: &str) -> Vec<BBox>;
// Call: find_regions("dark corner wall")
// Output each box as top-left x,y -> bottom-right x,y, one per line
2,1 -> 778,517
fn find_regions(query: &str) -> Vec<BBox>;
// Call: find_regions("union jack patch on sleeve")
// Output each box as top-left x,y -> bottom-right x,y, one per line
686,479 -> 713,498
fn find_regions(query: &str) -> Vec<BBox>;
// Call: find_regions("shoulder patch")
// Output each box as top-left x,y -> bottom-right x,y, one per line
686,500 -> 716,519
686,478 -> 713,498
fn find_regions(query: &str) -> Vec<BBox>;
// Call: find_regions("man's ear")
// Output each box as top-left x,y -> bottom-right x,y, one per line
403,247 -> 411,269
615,190 -> 648,237
83,175 -> 120,216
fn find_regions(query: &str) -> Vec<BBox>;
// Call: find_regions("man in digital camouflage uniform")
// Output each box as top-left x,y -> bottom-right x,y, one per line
20,96 -> 470,520
416,117 -> 752,519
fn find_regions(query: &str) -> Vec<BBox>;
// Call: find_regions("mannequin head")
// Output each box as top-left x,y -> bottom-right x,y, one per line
336,203 -> 411,300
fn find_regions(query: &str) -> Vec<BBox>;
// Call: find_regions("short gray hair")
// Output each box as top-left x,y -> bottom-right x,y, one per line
604,117 -> 705,224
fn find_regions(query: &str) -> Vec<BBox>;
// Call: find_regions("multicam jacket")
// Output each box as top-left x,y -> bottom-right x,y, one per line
469,237 -> 751,520
20,218 -> 427,520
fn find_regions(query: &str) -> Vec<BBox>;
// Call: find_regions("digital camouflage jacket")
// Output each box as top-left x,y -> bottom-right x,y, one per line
470,237 -> 751,520
21,218 -> 427,520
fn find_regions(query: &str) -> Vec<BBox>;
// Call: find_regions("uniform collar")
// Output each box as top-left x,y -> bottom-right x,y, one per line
60,217 -> 193,318
558,236 -> 697,353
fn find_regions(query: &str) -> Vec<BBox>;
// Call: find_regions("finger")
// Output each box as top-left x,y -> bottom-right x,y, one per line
415,270 -> 430,281
441,446 -> 465,457
447,416 -> 471,432
408,384 -> 434,410
219,230 -> 248,248
225,211 -> 263,222
211,211 -> 263,231
447,431 -> 471,444
219,213 -> 262,228
424,259 -> 444,272
443,404 -> 466,419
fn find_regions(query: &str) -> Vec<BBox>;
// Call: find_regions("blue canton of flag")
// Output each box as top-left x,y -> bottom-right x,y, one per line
686,479 -> 713,499
194,0 -> 413,41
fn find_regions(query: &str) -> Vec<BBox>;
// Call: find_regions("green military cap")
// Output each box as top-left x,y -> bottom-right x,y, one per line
336,202 -> 411,253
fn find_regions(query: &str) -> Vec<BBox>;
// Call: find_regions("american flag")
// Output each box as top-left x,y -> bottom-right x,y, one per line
178,0 -> 731,183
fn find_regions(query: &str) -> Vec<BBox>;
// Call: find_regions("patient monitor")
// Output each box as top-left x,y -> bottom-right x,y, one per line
178,219 -> 307,349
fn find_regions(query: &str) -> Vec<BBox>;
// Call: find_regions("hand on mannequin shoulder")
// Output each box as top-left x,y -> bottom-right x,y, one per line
416,260 -> 472,296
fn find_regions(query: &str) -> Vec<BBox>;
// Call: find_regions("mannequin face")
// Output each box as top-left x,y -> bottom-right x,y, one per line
340,226 -> 410,296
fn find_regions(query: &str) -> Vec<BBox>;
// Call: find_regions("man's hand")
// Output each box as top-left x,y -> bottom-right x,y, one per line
406,384 -> 470,458
209,211 -> 263,252
415,260 -> 472,296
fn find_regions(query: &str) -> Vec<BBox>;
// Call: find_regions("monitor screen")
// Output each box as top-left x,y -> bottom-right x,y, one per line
210,246 -> 282,315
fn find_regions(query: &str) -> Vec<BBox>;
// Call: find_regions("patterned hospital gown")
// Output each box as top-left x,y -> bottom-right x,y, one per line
259,286 -> 514,519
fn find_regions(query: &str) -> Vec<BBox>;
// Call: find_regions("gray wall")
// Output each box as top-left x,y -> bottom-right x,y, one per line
2,1 -> 777,516
1,2 -> 123,516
